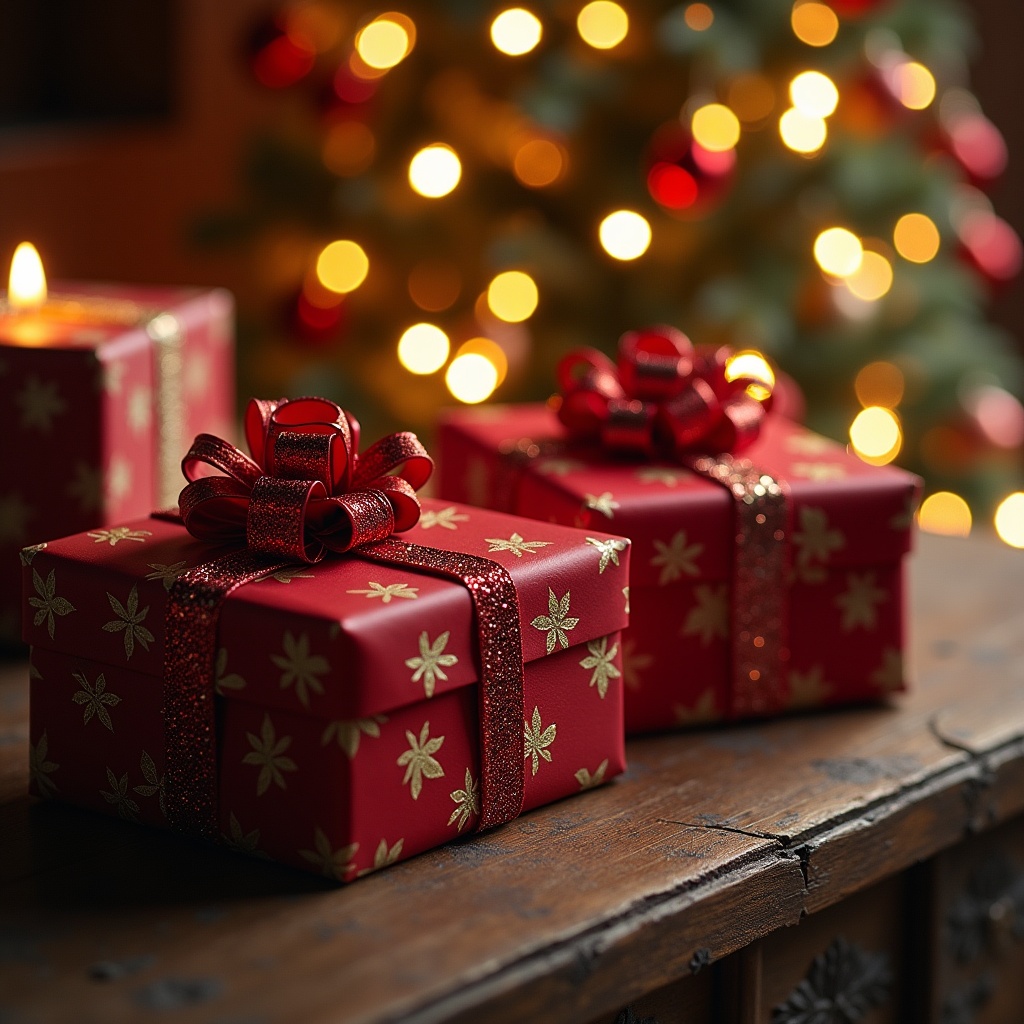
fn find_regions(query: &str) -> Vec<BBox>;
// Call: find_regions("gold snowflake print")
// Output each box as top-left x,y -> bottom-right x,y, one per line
0,492 -> 30,544
107,456 -> 133,503
575,759 -> 609,790
103,585 -> 155,660
531,588 -> 580,654
583,492 -> 619,518
682,584 -> 729,645
359,838 -> 405,876
786,432 -> 837,455
635,466 -> 690,486
243,714 -> 298,796
103,360 -> 126,396
536,458 -> 584,476
448,769 -> 480,832
585,536 -> 628,574
524,706 -> 556,776
787,666 -> 833,709
271,631 -> 329,708
19,542 -> 46,566
29,658 -> 43,681
792,507 -> 844,583
650,530 -> 704,585
29,732 -> 59,798
791,462 -> 847,482
72,671 -> 121,731
419,506 -> 469,530
67,462 -> 103,513
133,750 -> 166,817
87,526 -> 152,546
870,648 -> 904,691
100,768 -> 140,821
214,648 -> 246,694
346,581 -> 419,603
673,690 -> 718,726
271,566 -> 315,583
397,721 -> 445,800
17,375 -> 66,432
28,568 -> 76,639
221,813 -> 270,859
321,715 -> 387,758
623,586 -> 630,614
485,532 -> 552,557
836,572 -> 887,631
621,638 -> 654,691
145,560 -> 188,591
127,385 -> 152,433
579,637 -> 621,699
299,828 -> 358,881
405,631 -> 458,698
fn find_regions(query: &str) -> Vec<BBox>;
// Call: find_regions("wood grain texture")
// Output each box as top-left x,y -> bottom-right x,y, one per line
0,533 -> 1022,1024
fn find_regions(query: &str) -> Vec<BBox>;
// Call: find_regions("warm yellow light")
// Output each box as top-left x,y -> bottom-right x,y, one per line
893,212 -> 940,264
893,61 -> 936,111
691,104 -> 741,153
409,144 -> 462,198
315,240 -> 369,294
855,361 -> 904,409
355,16 -> 411,70
724,350 -> 775,401
790,71 -> 839,118
446,352 -> 499,403
487,270 -> 539,323
850,406 -> 902,465
513,138 -> 565,187
8,242 -> 47,310
490,8 -> 542,56
814,227 -> 863,278
598,210 -> 652,261
791,1 -> 839,47
779,107 -> 827,154
845,250 -> 893,302
918,492 -> 972,538
322,121 -> 376,177
994,492 -> 1024,548
684,3 -> 715,31
458,336 -> 508,385
398,323 -> 450,375
577,1 -> 628,49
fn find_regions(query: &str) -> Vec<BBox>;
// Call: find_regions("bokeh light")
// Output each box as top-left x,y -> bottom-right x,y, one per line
725,350 -> 775,401
487,271 -> 539,322
779,108 -> 827,153
964,385 -> 1024,448
728,74 -> 776,123
855,362 -> 905,408
918,492 -> 972,537
599,210 -> 652,260
691,104 -> 741,152
814,228 -> 863,277
791,1 -> 839,47
994,493 -> 1024,548
408,261 -> 461,311
322,121 -> 376,177
513,138 -> 565,187
355,15 -> 413,70
790,71 -> 839,118
398,323 -> 450,375
845,250 -> 893,301
316,240 -> 369,293
285,2 -> 344,53
491,8 -> 542,56
577,2 -> 628,49
850,406 -> 902,464
446,351 -> 500,403
409,144 -> 462,197
891,60 -> 936,110
684,3 -> 715,31
893,213 -> 940,263
8,242 -> 47,309
648,163 -> 699,209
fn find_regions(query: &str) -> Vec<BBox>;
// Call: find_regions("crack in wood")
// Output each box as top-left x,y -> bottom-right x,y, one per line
655,818 -> 784,845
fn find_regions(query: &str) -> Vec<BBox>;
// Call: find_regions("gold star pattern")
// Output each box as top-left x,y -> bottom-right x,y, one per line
271,567 -> 315,583
67,462 -> 103,513
184,350 -> 212,397
132,750 -> 166,817
100,768 -> 140,821
299,828 -> 358,881
397,721 -> 445,800
792,506 -> 844,584
531,587 -> 580,654
870,648 -> 904,691
485,532 -> 552,557
127,385 -> 152,434
535,458 -> 584,476
243,714 -> 298,796
102,585 -> 155,660
419,506 -> 469,530
146,560 -> 188,591
271,631 -> 330,708
19,542 -> 46,566
583,491 -> 619,518
214,648 -> 247,695
87,526 -> 152,546
791,462 -> 847,481
787,666 -> 833,709
682,585 -> 729,645
17,375 -> 66,432
72,671 -> 121,731
359,838 -> 405,876
575,759 -> 609,790
405,631 -> 458,698
28,568 -> 76,639
650,530 -> 704,585
621,638 -> 654,691
346,581 -> 419,603
107,456 -> 133,503
635,466 -> 690,486
786,432 -> 837,455
673,690 -> 719,726
0,492 -> 31,544
29,732 -> 59,798
623,586 -> 630,614
221,813 -> 269,859
835,572 -> 887,631
447,769 -> 480,831
524,706 -> 557,776
321,715 -> 387,758
579,637 -> 620,699
585,536 -> 629,574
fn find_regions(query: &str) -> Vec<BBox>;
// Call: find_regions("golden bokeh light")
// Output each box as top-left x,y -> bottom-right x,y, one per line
487,270 -> 539,322
397,322 -> 450,375
918,492 -> 972,538
845,250 -> 893,301
893,212 -> 940,263
577,1 -> 628,49
490,8 -> 542,56
315,240 -> 369,293
355,15 -> 412,70
779,107 -> 827,153
408,144 -> 462,197
322,121 -> 376,177
814,227 -> 863,278
513,138 -> 565,187
994,492 -> 1024,548
728,74 -> 776,123
691,103 -> 741,152
408,261 -> 461,311
724,350 -> 775,401
446,351 -> 500,403
789,71 -> 839,118
8,242 -> 47,309
854,361 -> 905,409
458,337 -> 508,385
892,60 -> 936,110
791,1 -> 839,47
849,406 -> 902,465
684,3 -> 715,31
598,210 -> 652,260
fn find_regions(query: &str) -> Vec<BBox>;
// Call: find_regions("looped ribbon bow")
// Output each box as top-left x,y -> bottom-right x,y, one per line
556,325 -> 774,459
178,396 -> 433,563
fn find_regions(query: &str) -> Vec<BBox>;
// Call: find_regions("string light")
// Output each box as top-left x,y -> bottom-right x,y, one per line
684,3 -> 714,31
994,493 -> 1024,548
893,213 -> 940,263
814,228 -> 863,278
599,210 -> 652,260
322,121 -> 376,177
691,104 -> 741,152
577,2 -> 628,50
779,108 -> 827,153
513,138 -> 565,187
408,144 -> 462,197
724,350 -> 775,401
855,362 -> 905,409
8,242 -> 47,309
849,406 -> 901,465
446,351 -> 500,403
315,240 -> 369,293
490,9 -> 542,56
487,271 -> 539,322
845,250 -> 893,302
918,492 -> 972,537
355,14 -> 414,70
791,1 -> 838,47
789,71 -> 839,118
398,323 -> 450,374
890,60 -> 936,110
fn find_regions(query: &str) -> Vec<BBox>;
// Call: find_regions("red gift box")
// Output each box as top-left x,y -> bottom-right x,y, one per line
438,402 -> 921,732
1,284 -> 234,647
23,497 -> 629,880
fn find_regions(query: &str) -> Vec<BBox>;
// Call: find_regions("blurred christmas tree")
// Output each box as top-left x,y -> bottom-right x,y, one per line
196,0 -> 1024,543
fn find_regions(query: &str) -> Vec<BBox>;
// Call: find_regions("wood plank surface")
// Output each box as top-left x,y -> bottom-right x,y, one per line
0,533 -> 1022,1024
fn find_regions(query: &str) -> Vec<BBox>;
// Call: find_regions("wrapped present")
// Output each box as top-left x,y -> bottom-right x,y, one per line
438,327 -> 922,733
1,282 -> 234,647
24,398 -> 628,880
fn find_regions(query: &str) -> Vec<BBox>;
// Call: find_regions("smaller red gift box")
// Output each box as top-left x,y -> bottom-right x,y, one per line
1,284 -> 234,647
24,497 -> 629,880
438,402 -> 921,733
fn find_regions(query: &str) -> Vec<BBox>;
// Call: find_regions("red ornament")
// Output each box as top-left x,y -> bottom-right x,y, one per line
247,14 -> 315,89
645,123 -> 734,215
957,211 -> 1023,286
945,113 -> 1008,185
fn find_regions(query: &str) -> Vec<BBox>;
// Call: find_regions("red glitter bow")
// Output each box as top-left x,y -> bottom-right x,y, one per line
178,397 -> 433,564
556,325 -> 774,459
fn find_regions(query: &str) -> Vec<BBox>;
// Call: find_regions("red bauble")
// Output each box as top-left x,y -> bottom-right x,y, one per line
957,212 -> 1023,286
246,13 -> 315,89
645,123 -> 734,216
944,114 -> 1008,185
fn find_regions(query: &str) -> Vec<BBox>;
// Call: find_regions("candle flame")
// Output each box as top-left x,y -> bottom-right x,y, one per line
9,242 -> 47,310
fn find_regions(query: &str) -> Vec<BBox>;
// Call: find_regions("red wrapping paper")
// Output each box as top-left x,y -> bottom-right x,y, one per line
438,403 -> 922,732
24,498 -> 629,879
1,284 -> 234,647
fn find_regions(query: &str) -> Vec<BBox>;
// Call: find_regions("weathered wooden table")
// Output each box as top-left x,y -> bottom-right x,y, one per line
2,533 -> 1023,1024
